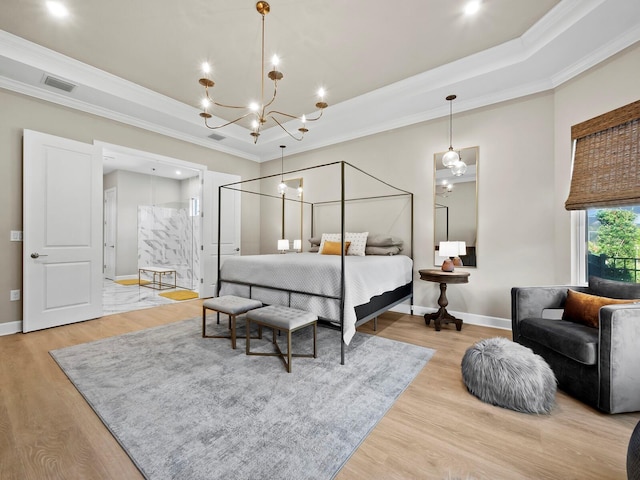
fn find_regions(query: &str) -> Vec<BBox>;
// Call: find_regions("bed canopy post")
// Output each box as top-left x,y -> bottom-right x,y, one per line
340,161 -> 346,366
310,204 -> 314,238
216,185 -> 223,297
410,193 -> 414,316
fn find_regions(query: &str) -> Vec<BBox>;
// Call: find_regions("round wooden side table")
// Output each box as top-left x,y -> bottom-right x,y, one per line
418,268 -> 470,331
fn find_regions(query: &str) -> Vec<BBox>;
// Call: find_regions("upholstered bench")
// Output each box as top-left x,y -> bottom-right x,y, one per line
245,305 -> 317,373
202,295 -> 263,349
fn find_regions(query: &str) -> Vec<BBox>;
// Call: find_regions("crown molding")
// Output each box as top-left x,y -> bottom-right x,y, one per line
521,0 -> 605,49
550,19 -> 640,87
0,74 -> 261,162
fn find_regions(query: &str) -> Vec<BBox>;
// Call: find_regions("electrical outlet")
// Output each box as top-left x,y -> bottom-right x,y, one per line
10,290 -> 20,301
10,231 -> 23,242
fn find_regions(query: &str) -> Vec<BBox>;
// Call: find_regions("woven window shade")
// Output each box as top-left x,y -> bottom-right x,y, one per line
565,99 -> 640,210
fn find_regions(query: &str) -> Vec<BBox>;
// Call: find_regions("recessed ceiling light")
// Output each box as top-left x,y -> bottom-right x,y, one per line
46,1 -> 69,18
464,0 -> 481,15
176,170 -> 182,176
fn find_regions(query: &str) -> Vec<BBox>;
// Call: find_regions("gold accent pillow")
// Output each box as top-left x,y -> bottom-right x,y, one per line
318,232 -> 368,256
321,240 -> 351,256
562,289 -> 637,328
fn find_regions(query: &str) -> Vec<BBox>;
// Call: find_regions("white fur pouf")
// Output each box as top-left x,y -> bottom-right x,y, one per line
461,337 -> 557,414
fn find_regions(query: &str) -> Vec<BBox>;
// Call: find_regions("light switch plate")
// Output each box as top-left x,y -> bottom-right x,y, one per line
10,290 -> 20,301
10,231 -> 23,242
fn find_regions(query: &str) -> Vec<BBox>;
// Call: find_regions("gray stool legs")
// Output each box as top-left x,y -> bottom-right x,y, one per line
245,319 -> 317,373
202,304 -> 240,348
202,295 -> 262,349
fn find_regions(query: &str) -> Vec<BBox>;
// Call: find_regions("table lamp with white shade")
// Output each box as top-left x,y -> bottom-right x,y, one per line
439,241 -> 466,272
277,239 -> 289,253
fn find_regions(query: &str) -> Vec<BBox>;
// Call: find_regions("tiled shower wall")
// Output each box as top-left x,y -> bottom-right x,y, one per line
138,205 -> 200,290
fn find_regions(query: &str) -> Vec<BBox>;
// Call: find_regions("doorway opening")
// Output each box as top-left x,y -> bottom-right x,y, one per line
99,142 -> 205,315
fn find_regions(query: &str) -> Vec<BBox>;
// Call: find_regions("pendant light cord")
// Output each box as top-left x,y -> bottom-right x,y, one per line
449,100 -> 453,149
446,94 -> 457,151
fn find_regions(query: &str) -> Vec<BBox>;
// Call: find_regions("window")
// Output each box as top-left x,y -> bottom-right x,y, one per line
189,196 -> 200,217
567,100 -> 640,284
586,206 -> 640,283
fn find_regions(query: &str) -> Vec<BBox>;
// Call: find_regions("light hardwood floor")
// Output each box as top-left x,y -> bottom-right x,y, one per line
1,301 -> 638,479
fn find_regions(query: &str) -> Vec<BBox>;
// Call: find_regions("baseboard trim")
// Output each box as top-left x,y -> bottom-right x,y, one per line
1,304 -> 510,336
390,304 -> 511,331
0,320 -> 23,336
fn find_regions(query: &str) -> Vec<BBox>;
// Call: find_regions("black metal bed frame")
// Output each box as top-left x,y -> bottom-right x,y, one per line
216,160 -> 414,365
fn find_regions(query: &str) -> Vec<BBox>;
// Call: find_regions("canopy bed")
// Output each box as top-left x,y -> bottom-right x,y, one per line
215,161 -> 414,364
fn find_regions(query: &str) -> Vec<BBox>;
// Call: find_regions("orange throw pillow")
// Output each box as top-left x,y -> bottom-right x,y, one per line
321,240 -> 351,255
562,289 -> 637,328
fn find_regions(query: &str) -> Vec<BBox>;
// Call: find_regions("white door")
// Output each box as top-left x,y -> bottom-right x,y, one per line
201,171 -> 241,298
23,130 -> 103,332
104,187 -> 117,280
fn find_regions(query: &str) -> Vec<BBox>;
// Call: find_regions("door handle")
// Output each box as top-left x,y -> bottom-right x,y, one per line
235,248 -> 240,252
30,253 -> 49,259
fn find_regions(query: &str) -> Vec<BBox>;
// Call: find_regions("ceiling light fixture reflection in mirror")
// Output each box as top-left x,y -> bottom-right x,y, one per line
434,146 -> 478,267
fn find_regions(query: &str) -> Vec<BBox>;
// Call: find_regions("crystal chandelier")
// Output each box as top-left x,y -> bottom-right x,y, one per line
198,2 -> 328,144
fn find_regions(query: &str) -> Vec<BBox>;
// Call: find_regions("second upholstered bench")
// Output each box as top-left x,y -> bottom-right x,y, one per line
245,305 -> 317,373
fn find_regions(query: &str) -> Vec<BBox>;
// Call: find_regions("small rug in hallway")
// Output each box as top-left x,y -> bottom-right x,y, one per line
50,317 -> 433,480
158,290 -> 199,301
115,279 -> 150,286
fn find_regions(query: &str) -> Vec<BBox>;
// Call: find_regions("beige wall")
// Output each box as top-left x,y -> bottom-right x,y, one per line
552,43 -> 640,284
258,42 -> 640,325
0,89 -> 261,328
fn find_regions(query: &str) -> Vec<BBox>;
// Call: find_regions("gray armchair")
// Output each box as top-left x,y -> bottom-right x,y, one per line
511,277 -> 640,414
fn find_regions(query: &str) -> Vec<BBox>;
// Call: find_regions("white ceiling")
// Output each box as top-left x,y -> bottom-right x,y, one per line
1,0 -> 639,163
102,150 -> 201,180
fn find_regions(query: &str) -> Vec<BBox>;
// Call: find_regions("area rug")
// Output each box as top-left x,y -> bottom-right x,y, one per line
50,317 -> 433,480
158,290 -> 199,301
115,279 -> 150,286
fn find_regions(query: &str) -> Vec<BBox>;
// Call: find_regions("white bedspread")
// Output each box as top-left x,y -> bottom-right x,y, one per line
219,253 -> 413,344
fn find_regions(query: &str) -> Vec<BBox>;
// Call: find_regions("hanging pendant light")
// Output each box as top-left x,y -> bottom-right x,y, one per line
442,94 -> 460,168
451,149 -> 467,176
451,159 -> 467,176
277,145 -> 287,195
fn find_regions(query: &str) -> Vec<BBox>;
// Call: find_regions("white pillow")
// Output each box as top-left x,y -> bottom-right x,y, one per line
345,232 -> 368,256
318,232 -> 369,256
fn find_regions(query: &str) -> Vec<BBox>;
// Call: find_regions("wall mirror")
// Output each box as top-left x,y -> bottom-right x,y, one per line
434,146 -> 478,267
282,178 -> 304,250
